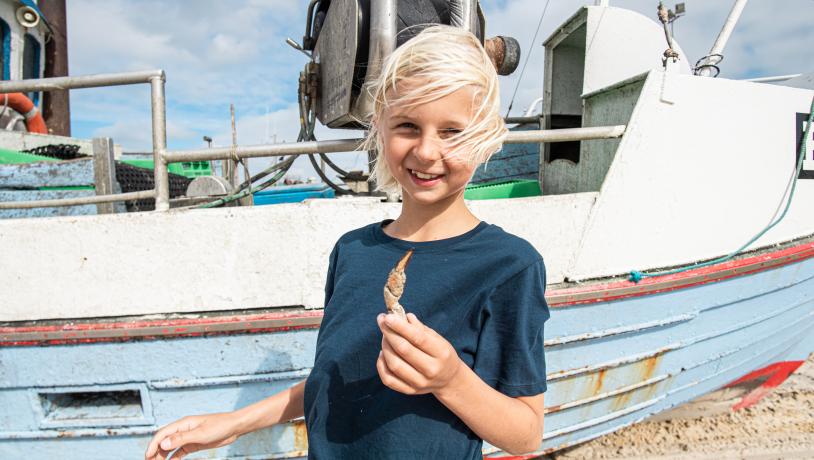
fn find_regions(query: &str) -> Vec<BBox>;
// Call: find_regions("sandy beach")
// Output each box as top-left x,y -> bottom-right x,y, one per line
545,354 -> 814,460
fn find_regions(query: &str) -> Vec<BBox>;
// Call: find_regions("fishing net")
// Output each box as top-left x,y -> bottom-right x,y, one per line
23,144 -> 192,212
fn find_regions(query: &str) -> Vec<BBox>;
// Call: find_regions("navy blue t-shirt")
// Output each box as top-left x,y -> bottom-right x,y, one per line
303,220 -> 549,459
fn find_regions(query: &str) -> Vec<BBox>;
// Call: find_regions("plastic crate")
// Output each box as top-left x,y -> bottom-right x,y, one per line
464,179 -> 541,200
119,159 -> 212,178
0,148 -> 58,164
173,161 -> 212,177
253,185 -> 335,205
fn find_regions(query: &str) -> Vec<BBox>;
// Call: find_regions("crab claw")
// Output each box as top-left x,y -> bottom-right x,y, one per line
383,249 -> 413,319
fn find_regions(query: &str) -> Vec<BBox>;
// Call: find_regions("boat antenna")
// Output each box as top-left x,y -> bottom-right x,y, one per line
657,2 -> 681,67
694,0 -> 748,77
505,0 -> 551,118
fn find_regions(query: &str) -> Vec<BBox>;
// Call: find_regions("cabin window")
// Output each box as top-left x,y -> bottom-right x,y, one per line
23,34 -> 41,105
0,19 -> 9,80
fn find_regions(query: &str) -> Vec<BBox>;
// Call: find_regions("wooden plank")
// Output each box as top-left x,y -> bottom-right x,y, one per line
0,158 -> 94,188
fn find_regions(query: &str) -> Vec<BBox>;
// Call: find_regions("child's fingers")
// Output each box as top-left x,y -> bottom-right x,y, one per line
376,351 -> 418,394
379,316 -> 435,369
381,337 -> 428,387
383,313 -> 443,356
146,421 -> 188,459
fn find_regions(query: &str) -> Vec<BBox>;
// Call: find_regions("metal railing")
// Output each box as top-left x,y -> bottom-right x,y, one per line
0,70 -> 168,210
0,71 -> 628,213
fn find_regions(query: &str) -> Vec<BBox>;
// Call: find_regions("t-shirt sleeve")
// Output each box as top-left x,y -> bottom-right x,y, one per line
473,258 -> 550,397
324,243 -> 339,307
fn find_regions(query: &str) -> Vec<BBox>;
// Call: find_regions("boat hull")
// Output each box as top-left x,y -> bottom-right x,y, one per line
1,243 -> 813,459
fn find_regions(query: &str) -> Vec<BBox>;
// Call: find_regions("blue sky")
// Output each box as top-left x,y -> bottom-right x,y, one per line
65,0 -> 813,180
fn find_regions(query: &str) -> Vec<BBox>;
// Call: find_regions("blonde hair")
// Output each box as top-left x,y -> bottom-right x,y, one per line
362,25 -> 507,194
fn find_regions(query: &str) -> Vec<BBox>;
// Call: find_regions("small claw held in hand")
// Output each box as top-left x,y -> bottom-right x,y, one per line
383,249 -> 413,319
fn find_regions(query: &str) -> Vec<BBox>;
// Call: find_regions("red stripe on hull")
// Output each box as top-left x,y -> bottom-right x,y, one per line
547,241 -> 814,307
2,240 -> 813,347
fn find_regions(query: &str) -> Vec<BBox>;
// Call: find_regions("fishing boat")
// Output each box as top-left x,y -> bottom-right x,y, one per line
1,1 -> 812,458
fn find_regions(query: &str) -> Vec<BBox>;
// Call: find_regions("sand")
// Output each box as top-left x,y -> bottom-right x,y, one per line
545,354 -> 814,460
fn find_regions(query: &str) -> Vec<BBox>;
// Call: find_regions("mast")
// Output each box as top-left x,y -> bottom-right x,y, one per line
695,0 -> 748,77
40,0 -> 71,136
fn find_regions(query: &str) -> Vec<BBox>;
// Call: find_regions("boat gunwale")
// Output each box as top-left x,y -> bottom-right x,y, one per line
2,237 -> 813,347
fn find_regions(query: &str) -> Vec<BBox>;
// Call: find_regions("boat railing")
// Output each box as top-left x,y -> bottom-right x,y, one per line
0,71 -> 626,213
0,70 -> 167,211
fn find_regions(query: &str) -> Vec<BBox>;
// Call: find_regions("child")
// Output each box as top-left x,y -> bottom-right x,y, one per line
145,25 -> 549,460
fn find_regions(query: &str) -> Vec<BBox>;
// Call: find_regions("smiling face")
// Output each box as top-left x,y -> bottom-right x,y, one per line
380,85 -> 480,209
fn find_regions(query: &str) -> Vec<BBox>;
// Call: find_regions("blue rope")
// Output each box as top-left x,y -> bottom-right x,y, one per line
629,95 -> 814,283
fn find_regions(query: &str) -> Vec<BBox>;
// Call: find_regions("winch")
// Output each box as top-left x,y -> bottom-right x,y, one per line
299,0 -> 521,129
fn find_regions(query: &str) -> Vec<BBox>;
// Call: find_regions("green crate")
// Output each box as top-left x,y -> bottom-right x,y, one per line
120,159 -> 212,178
174,161 -> 212,177
0,147 -> 58,164
464,179 -> 541,200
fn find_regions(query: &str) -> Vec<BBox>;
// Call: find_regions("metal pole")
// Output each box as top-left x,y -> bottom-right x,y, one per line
449,0 -> 479,33
351,0 -> 396,120
505,125 -> 625,143
697,0 -> 748,77
150,73 -> 170,211
506,116 -> 542,125
228,104 -> 238,188
162,125 -> 626,163
92,137 -> 116,214
0,190 -> 155,210
0,70 -> 164,92
165,138 -> 364,163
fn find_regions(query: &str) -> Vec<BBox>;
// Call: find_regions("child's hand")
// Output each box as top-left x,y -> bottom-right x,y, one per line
145,412 -> 240,460
376,312 -> 463,395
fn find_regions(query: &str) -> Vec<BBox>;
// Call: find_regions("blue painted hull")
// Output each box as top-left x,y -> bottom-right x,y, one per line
1,253 -> 812,459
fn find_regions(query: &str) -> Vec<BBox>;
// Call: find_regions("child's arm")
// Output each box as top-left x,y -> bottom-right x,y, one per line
377,314 -> 545,455
145,379 -> 306,460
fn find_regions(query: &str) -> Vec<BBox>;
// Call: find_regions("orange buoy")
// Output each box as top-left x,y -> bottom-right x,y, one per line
1,92 -> 47,134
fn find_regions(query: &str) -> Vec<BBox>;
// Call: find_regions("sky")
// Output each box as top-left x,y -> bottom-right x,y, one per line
64,0 -> 814,181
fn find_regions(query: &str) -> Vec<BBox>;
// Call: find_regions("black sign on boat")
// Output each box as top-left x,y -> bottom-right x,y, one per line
797,112 -> 814,179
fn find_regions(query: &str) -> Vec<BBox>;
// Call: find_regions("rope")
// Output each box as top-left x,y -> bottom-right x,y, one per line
196,155 -> 296,209
505,0 -> 551,118
629,95 -> 814,282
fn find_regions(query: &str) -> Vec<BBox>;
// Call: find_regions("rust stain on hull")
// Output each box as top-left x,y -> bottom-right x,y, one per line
293,419 -> 309,453
591,369 -> 607,396
611,353 -> 664,411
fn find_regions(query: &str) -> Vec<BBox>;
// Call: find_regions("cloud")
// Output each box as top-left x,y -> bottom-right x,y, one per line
480,0 -> 814,115
67,0 -> 813,183
67,0 -> 305,94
